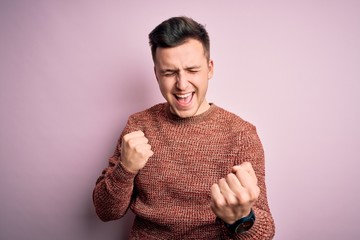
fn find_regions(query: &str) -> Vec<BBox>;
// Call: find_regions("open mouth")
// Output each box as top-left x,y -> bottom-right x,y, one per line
175,92 -> 194,105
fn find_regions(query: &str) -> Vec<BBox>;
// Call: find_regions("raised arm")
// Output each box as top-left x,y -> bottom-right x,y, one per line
211,125 -> 275,239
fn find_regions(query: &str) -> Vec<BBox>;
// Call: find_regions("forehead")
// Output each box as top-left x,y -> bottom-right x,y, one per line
154,39 -> 207,67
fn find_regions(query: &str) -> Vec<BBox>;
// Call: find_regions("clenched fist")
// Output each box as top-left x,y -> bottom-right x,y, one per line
120,130 -> 154,173
210,162 -> 260,224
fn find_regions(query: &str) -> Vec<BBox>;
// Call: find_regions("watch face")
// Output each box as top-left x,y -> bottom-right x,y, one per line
235,220 -> 254,233
226,209 -> 256,234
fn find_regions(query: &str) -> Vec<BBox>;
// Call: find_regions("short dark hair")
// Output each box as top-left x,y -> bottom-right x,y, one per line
149,16 -> 210,62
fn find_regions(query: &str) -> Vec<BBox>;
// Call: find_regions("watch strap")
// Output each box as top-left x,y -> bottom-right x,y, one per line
224,209 -> 256,234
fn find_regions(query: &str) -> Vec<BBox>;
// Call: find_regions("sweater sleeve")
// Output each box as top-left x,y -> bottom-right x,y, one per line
92,118 -> 139,222
223,124 -> 275,239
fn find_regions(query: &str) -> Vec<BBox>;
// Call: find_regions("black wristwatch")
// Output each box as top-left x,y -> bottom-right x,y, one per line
224,209 -> 255,234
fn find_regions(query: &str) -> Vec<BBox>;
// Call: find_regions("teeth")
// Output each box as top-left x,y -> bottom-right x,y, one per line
176,93 -> 192,98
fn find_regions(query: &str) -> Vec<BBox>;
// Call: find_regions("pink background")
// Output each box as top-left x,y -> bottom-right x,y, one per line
1,1 -> 359,239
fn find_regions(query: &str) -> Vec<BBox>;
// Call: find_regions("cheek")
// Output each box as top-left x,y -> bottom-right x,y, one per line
158,80 -> 172,93
196,74 -> 210,87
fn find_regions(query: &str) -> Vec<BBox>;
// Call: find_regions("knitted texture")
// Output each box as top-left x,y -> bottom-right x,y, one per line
93,103 -> 275,239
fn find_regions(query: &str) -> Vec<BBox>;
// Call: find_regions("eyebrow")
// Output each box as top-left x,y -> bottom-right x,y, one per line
160,68 -> 178,74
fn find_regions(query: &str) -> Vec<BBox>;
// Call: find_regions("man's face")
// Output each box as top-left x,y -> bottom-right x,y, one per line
154,39 -> 214,118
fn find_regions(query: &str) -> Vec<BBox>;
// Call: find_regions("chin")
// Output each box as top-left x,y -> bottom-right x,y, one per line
177,112 -> 195,118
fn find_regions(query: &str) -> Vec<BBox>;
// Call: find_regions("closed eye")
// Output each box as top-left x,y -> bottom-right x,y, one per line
162,72 -> 176,77
186,67 -> 200,74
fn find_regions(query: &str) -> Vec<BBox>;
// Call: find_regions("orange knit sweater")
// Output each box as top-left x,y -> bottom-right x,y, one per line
93,103 -> 275,239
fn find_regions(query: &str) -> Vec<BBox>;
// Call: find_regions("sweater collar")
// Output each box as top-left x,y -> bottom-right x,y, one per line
165,103 -> 217,124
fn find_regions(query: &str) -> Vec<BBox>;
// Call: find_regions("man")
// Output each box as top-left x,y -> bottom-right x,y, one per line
93,16 -> 275,239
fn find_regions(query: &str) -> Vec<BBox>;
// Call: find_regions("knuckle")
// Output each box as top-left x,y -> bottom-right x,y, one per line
218,178 -> 226,185
134,145 -> 144,154
253,176 -> 258,185
238,187 -> 259,204
253,186 -> 261,198
214,199 -> 226,208
224,173 -> 231,181
239,194 -> 250,204
226,173 -> 234,181
247,192 -> 256,201
122,134 -> 129,142
244,161 -> 252,168
226,196 -> 238,206
127,138 -> 136,147
235,167 -> 246,176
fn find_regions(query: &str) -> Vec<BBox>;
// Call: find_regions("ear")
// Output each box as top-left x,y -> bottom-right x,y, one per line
207,59 -> 214,79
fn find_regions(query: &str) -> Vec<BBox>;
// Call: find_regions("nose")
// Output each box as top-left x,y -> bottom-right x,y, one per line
176,72 -> 189,90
